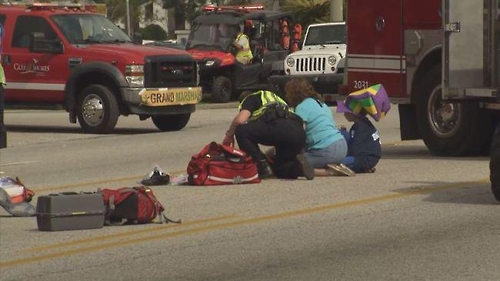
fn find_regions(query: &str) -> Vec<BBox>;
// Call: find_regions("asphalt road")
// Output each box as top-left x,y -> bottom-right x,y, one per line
0,104 -> 497,281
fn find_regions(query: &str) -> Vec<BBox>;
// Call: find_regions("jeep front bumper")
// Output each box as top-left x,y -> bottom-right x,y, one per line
269,73 -> 343,97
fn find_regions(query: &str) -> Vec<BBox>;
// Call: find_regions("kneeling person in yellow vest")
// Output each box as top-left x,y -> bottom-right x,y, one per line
222,90 -> 314,180
233,26 -> 253,65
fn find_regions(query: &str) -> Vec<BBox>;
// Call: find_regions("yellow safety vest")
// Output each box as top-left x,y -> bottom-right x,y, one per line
0,65 -> 5,85
0,23 -> 4,84
235,33 -> 253,59
239,90 -> 293,121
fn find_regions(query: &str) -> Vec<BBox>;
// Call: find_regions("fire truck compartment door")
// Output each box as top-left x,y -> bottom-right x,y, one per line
346,0 -> 404,97
444,0 -> 484,91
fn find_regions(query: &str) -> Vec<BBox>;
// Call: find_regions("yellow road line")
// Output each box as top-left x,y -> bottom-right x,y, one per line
27,215 -> 238,252
35,172 -> 184,193
1,179 -> 490,269
35,176 -> 143,193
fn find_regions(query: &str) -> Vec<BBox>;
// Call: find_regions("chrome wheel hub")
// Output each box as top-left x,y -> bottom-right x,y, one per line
427,87 -> 461,137
82,94 -> 104,126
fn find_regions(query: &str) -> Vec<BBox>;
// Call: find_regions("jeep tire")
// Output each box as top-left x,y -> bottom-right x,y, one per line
152,113 -> 191,131
77,84 -> 119,134
211,76 -> 232,103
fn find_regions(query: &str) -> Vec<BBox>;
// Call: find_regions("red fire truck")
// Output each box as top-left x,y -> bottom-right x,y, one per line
343,0 -> 500,157
1,1 -> 201,134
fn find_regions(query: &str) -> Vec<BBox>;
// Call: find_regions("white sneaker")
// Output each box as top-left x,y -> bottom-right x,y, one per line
326,163 -> 356,177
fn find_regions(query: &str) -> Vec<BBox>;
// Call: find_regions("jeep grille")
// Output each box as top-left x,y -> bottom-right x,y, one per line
294,57 -> 326,74
144,55 -> 197,88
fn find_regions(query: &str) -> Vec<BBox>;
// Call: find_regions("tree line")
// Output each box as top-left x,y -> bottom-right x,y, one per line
87,0 -> 343,40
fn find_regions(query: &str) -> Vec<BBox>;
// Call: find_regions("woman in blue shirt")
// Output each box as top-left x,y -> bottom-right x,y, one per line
284,78 -> 354,176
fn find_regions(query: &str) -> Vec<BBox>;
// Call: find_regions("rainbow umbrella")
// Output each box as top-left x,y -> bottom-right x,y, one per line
336,84 -> 391,121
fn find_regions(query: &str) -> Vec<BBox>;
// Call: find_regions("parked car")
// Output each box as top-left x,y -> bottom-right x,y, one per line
269,22 -> 346,102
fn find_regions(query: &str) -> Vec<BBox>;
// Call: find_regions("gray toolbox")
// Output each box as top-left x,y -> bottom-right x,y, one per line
36,192 -> 105,231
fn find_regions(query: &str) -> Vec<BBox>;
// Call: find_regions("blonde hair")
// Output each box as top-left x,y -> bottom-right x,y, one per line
284,78 -> 322,108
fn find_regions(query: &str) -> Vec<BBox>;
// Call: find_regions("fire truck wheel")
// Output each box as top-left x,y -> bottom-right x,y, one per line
77,84 -> 119,134
152,113 -> 191,132
416,65 -> 480,156
490,121 -> 500,201
211,76 -> 232,103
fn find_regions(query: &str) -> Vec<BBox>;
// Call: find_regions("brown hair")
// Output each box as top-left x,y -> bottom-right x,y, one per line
284,78 -> 322,108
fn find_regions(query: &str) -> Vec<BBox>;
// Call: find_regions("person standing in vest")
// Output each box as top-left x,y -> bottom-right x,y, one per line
0,22 -> 6,149
233,25 -> 253,65
222,90 -> 314,180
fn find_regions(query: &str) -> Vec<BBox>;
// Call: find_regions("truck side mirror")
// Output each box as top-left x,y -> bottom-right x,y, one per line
29,32 -> 64,54
133,32 -> 143,45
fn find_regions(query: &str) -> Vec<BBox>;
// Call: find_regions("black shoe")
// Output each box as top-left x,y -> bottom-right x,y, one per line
296,154 -> 314,180
141,168 -> 170,186
257,160 -> 274,179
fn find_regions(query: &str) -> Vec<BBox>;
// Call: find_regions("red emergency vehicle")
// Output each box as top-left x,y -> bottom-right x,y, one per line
344,0 -> 500,157
0,2 -> 201,134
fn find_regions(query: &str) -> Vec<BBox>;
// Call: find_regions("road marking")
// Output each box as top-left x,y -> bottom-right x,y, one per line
35,173 -> 189,193
35,176 -> 147,193
26,215 -> 238,252
0,179 -> 490,269
0,161 -> 39,167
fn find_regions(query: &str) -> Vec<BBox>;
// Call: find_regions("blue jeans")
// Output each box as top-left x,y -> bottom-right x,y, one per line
339,128 -> 355,169
304,138 -> 348,168
342,156 -> 355,170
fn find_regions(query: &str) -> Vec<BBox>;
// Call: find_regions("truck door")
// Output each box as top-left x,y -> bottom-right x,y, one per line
6,15 -> 67,102
443,0 -> 486,98
346,0 -> 404,97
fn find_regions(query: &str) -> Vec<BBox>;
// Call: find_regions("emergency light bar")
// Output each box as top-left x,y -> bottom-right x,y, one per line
25,0 -> 85,10
20,0 -> 106,15
203,4 -> 264,12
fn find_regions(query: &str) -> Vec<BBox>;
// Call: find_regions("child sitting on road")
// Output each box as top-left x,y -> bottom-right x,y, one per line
336,84 -> 391,174
339,111 -> 381,173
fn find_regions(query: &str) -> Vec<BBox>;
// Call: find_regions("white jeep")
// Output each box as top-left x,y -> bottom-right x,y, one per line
270,22 -> 346,101
286,22 -> 346,76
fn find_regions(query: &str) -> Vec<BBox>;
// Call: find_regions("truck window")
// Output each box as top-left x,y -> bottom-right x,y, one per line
304,25 -> 346,46
0,14 -> 5,25
12,16 -> 57,48
51,14 -> 131,44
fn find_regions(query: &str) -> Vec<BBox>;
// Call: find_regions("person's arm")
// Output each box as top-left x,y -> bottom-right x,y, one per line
226,109 -> 251,135
233,40 -> 243,51
223,109 -> 252,145
233,35 -> 248,51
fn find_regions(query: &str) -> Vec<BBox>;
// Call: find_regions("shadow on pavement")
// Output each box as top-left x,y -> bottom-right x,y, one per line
382,144 -> 489,161
5,124 -> 158,135
393,181 -> 498,205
